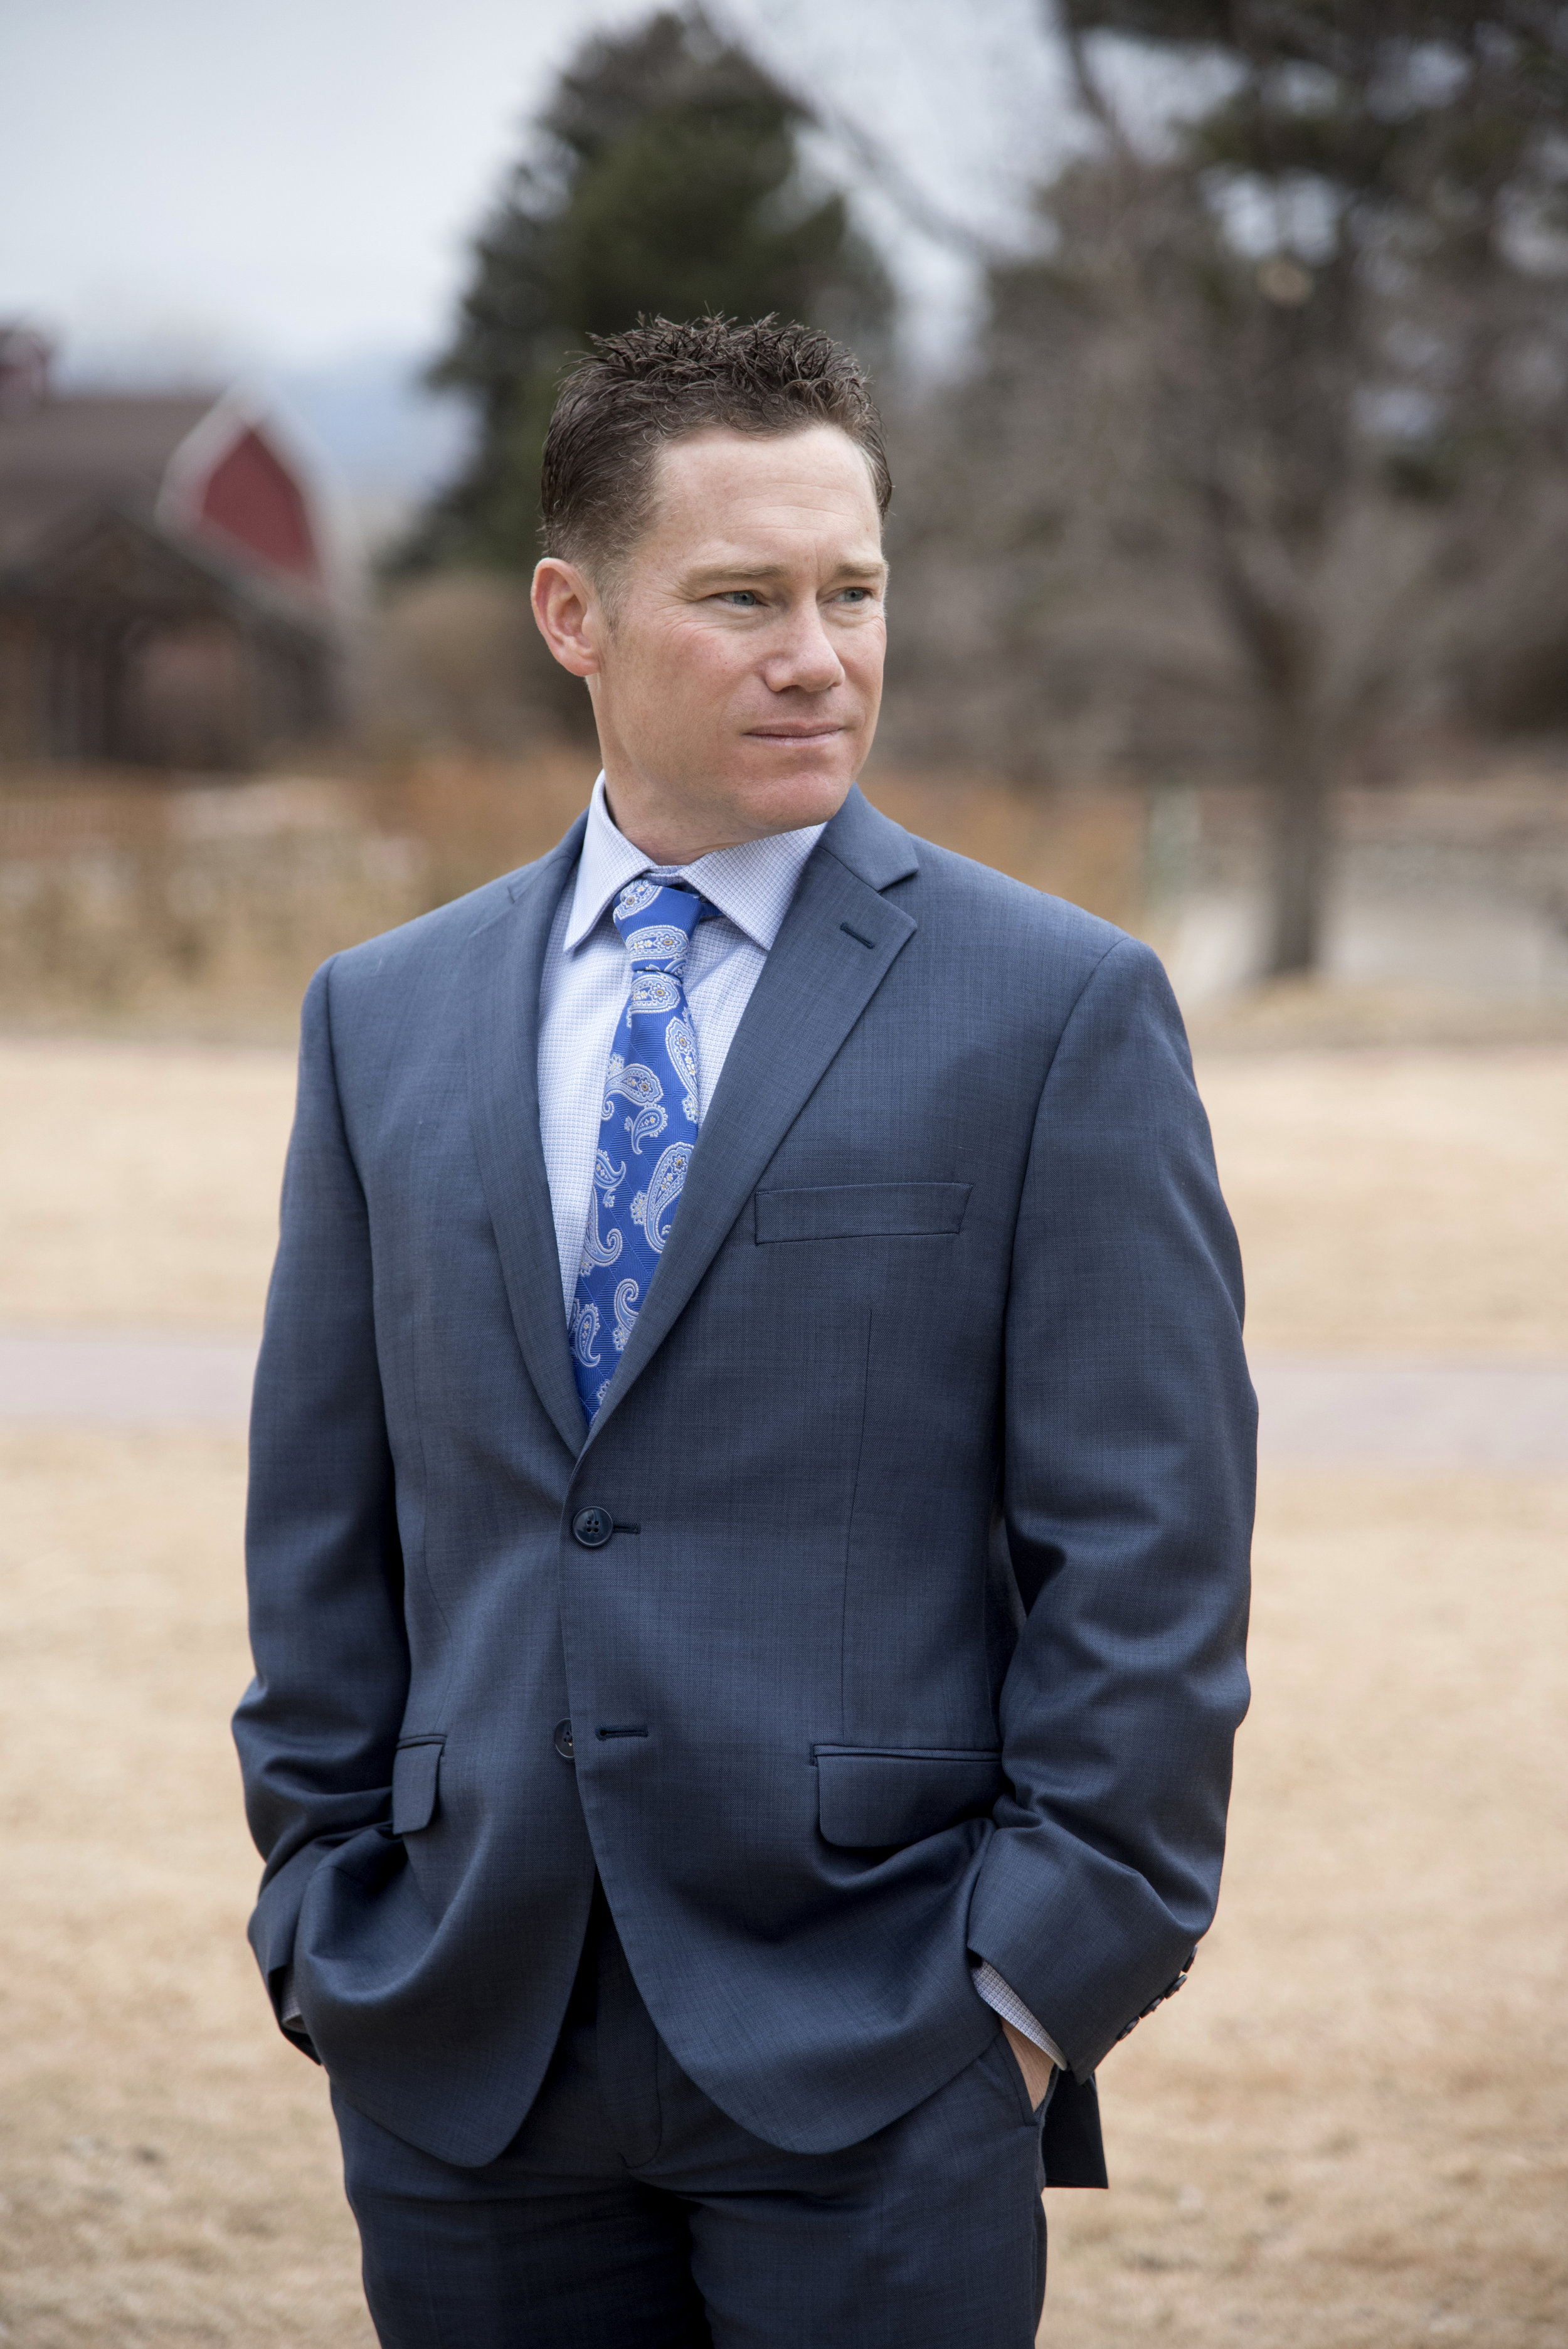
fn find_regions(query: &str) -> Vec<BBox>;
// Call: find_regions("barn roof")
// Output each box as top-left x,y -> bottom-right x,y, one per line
0,392 -> 216,566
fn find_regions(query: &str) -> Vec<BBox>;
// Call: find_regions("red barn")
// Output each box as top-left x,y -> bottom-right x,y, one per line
0,327 -> 339,769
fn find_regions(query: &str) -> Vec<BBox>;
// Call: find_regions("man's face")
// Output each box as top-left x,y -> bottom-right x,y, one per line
532,423 -> 887,864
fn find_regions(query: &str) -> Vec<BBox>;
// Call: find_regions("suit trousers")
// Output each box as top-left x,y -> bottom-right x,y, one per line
333,1890 -> 1049,2349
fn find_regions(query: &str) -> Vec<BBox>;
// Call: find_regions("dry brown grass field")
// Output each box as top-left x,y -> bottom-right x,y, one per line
1,1033 -> 1565,2346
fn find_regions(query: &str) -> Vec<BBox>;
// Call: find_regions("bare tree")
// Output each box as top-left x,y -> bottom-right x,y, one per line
1043,1 -> 1568,972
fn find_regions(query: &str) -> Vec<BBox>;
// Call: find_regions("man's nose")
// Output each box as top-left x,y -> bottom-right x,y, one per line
761,605 -> 845,696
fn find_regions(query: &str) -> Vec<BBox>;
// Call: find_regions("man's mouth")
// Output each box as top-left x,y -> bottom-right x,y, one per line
744,723 -> 843,741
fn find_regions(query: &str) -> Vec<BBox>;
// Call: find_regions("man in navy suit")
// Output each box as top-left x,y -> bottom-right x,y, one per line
236,316 -> 1253,2348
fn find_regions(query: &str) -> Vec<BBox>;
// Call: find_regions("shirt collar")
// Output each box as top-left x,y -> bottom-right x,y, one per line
563,772 -> 826,955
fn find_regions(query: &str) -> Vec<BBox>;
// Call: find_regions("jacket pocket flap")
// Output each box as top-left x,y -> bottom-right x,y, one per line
756,1182 -> 971,1244
391,1737 -> 443,1835
815,1746 -> 1002,1849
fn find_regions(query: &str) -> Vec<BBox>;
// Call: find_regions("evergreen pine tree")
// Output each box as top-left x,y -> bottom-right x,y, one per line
403,8 -> 892,571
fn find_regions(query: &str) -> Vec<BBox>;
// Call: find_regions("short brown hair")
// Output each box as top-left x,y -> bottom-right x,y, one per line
539,314 -> 891,584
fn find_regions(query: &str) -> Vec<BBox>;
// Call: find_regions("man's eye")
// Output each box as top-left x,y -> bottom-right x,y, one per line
719,591 -> 761,607
838,588 -> 873,604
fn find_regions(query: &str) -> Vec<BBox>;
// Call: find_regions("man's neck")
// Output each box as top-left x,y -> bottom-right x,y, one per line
601,788 -> 748,869
598,773 -> 843,868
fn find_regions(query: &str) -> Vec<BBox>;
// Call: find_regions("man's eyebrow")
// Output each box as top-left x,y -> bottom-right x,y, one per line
681,558 -> 889,588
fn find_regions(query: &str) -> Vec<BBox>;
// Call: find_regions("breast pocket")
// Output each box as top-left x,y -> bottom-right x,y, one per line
814,1744 -> 1003,1848
755,1182 -> 971,1244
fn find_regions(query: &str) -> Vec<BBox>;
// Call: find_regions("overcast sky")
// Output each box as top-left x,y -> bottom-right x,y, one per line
1,0 -> 1069,383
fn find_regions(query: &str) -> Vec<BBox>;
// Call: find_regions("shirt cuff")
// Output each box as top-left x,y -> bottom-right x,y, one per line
278,1963 -> 304,2029
970,1959 -> 1067,2071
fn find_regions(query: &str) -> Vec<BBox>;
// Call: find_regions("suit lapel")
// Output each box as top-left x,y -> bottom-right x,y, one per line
464,817 -> 590,1459
585,788 -> 919,1447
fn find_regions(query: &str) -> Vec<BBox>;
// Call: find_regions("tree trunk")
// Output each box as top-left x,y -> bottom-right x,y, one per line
1265,725 -> 1333,977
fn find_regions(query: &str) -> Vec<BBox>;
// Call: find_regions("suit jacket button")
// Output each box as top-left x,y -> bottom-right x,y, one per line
553,1719 -> 575,1761
572,1507 -> 614,1548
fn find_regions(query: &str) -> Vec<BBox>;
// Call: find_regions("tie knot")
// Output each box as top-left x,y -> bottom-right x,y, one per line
612,879 -> 707,972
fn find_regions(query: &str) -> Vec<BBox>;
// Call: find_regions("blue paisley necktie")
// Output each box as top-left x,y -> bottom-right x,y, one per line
571,878 -> 711,1425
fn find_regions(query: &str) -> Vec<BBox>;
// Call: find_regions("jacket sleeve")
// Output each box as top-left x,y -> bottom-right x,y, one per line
966,934 -> 1255,2078
232,957 -> 410,2034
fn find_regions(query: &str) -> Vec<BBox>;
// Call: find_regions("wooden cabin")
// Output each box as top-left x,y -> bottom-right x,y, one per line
0,328 -> 339,770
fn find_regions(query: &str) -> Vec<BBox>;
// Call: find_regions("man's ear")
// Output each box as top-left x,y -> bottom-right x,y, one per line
532,557 -> 603,677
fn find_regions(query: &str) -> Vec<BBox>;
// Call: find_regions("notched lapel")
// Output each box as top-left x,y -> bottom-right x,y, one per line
464,821 -> 588,1459
586,795 -> 919,1445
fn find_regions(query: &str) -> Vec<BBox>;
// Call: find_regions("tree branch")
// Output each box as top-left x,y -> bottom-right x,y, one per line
1054,5 -> 1139,168
701,0 -> 1015,263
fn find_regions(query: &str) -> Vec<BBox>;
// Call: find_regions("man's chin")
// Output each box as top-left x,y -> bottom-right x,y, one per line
724,750 -> 859,835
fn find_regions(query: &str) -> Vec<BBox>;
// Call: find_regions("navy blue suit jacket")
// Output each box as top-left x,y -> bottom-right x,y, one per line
235,785 -> 1254,2184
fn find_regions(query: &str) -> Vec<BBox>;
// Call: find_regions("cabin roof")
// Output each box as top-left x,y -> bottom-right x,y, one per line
0,393 -> 218,566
